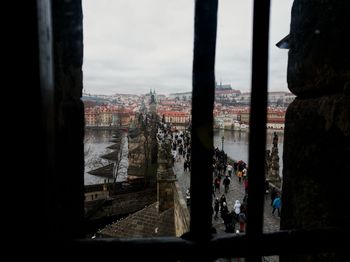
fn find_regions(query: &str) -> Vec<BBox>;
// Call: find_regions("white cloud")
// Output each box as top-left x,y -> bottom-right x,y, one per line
83,0 -> 293,95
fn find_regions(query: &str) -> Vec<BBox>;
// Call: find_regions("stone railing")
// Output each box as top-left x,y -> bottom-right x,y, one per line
173,181 -> 190,237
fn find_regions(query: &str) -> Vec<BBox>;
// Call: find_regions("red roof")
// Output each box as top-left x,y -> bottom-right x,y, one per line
161,111 -> 189,117
267,118 -> 285,123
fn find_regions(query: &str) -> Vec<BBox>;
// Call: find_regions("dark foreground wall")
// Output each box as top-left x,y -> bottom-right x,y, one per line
281,1 -> 350,261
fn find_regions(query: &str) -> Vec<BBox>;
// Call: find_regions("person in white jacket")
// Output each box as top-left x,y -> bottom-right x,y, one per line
233,200 -> 241,215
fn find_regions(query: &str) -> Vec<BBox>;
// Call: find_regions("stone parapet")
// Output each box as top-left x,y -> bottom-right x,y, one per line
97,202 -> 174,238
87,188 -> 156,220
173,182 -> 190,237
282,94 -> 350,250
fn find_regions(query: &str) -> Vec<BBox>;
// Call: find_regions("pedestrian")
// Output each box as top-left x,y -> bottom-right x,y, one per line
221,202 -> 229,220
237,170 -> 243,183
240,201 -> 247,215
243,178 -> 248,194
214,177 -> 221,193
186,188 -> 191,206
227,163 -> 233,177
272,194 -> 281,216
238,212 -> 247,232
242,168 -> 247,181
233,161 -> 238,174
223,175 -> 231,193
264,179 -> 270,200
270,187 -> 278,206
265,179 -> 270,194
233,200 -> 241,219
219,194 -> 227,210
214,197 -> 220,219
225,211 -> 236,233
183,160 -> 188,172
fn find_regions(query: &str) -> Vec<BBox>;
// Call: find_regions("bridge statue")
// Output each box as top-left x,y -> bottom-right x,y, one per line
267,132 -> 281,188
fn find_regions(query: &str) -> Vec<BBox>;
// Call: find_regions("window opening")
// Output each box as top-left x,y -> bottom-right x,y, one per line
40,0 -> 348,260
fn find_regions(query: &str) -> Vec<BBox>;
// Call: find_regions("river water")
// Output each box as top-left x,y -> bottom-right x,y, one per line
213,129 -> 284,176
84,129 -> 128,185
84,129 -> 284,185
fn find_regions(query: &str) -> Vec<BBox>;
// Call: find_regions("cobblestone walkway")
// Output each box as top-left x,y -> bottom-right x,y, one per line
173,156 -> 280,261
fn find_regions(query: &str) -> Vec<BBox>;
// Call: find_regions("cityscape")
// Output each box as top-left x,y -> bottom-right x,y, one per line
84,82 -> 295,131
83,82 -> 292,252
81,1 -> 292,254
23,1 -> 347,260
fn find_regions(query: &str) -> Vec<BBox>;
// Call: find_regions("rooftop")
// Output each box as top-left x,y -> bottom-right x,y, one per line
98,202 -> 175,238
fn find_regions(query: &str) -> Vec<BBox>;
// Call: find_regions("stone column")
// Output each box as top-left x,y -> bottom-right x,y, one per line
268,133 -> 281,188
265,149 -> 271,179
281,1 -> 350,261
157,140 -> 176,212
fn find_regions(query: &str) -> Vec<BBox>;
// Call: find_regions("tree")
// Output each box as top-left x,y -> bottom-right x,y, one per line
112,134 -> 127,194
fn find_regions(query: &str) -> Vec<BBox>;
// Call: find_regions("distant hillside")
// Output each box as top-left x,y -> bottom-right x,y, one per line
82,95 -> 111,106
82,95 -> 110,101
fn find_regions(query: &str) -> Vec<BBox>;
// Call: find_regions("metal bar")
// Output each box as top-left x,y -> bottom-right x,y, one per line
246,0 -> 270,260
70,229 -> 347,260
190,0 -> 218,241
37,0 -> 55,239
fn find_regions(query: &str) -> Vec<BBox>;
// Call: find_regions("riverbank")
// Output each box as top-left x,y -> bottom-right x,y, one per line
86,126 -> 120,130
213,129 -> 283,191
214,127 -> 285,133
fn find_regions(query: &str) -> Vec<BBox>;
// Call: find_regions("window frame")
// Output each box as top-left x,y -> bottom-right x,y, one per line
37,0 -> 347,260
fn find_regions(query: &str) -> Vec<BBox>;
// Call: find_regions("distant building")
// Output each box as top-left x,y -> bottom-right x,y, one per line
84,105 -> 134,127
215,81 -> 232,90
266,108 -> 286,129
149,89 -> 157,114
85,108 -> 98,126
283,93 -> 296,106
215,82 -> 241,104
169,91 -> 192,101
267,91 -> 289,107
266,118 -> 285,129
159,111 -> 191,131
235,91 -> 295,107
236,92 -> 251,105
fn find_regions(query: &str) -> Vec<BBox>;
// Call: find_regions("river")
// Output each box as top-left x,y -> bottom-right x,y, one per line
213,129 -> 284,177
84,129 -> 128,185
84,129 -> 284,185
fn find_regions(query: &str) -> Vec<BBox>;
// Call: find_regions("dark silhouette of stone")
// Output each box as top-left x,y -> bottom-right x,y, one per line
287,0 -> 350,96
281,1 -> 350,261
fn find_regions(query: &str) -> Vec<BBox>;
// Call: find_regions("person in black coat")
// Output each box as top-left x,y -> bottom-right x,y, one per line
270,187 -> 278,206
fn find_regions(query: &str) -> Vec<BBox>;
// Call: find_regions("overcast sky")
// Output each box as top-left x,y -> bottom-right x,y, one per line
83,0 -> 293,95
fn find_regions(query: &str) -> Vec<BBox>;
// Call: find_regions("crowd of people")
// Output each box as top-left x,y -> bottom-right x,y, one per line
211,147 -> 282,233
211,148 -> 249,233
157,124 -> 281,234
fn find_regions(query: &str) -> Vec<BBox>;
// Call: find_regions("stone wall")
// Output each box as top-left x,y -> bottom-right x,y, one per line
85,191 -> 109,202
158,178 -> 175,212
97,202 -> 175,238
281,1 -> 350,261
173,182 -> 190,237
87,188 -> 156,220
50,0 -> 85,239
